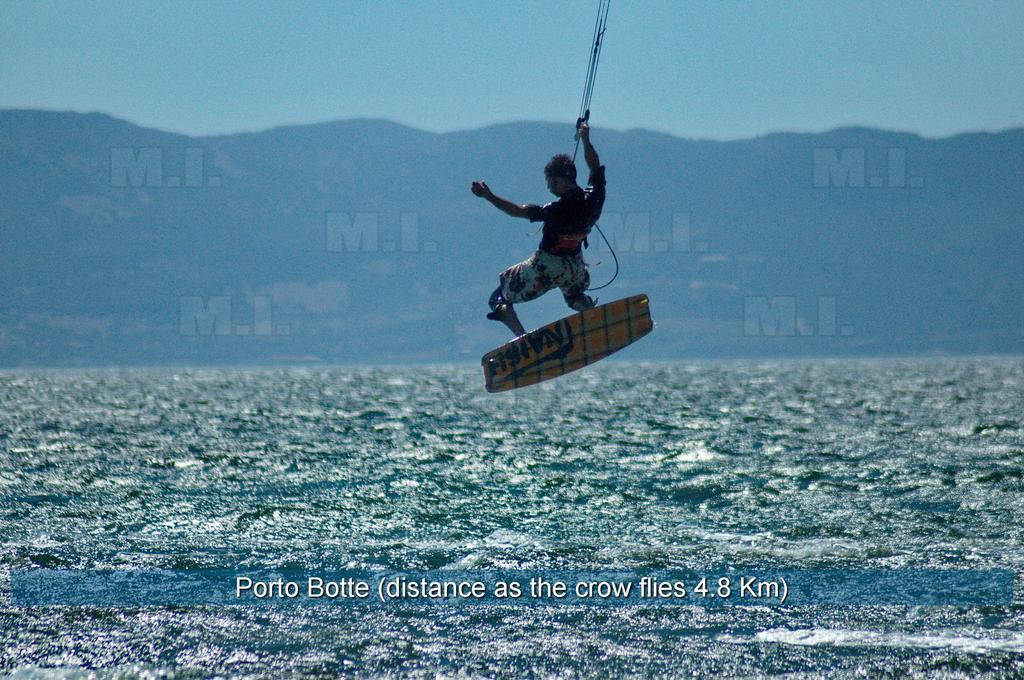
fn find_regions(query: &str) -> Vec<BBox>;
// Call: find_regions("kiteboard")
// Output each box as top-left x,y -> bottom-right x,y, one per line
481,293 -> 653,392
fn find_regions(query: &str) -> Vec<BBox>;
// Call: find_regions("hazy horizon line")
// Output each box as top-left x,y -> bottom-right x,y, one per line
5,107 -> 1022,144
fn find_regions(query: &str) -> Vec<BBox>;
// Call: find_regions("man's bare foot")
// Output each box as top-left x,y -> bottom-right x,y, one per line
486,304 -> 526,337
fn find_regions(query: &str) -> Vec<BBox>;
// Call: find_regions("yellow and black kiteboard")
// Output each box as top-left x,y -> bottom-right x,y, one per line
481,293 -> 653,392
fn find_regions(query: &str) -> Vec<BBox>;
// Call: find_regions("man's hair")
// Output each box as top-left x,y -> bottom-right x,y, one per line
545,154 -> 577,182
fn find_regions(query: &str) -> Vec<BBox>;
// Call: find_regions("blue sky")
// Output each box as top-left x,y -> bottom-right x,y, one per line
2,0 -> 1022,139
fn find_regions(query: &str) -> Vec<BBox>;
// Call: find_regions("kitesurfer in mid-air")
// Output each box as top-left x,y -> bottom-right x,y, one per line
471,122 -> 606,337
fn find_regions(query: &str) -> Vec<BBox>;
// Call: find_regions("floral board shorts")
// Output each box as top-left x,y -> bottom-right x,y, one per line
489,250 -> 595,312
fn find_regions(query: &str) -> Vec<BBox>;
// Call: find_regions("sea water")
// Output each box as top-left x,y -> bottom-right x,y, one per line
1,358 -> 1022,677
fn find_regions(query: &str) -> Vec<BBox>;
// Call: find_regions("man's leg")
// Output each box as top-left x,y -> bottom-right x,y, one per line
488,304 -> 527,337
564,292 -> 596,312
488,253 -> 550,338
488,287 -> 527,337
561,259 -> 596,311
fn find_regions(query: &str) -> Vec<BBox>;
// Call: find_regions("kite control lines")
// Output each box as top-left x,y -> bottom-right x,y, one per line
573,0 -> 618,292
573,0 -> 611,164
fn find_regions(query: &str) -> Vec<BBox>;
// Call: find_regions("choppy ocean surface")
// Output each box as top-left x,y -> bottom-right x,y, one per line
2,358 -> 1023,678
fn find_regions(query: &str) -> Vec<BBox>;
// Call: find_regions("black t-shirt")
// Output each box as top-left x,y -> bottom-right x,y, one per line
527,165 -> 606,256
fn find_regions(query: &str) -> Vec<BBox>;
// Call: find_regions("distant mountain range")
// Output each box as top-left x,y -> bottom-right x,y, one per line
1,110 -> 1021,367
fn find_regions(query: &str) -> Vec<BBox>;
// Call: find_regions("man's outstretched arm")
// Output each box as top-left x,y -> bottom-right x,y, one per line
471,181 -> 532,219
579,122 -> 600,173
